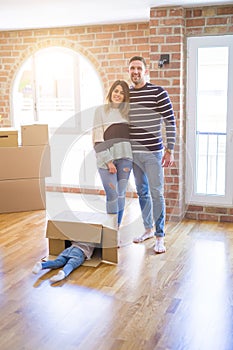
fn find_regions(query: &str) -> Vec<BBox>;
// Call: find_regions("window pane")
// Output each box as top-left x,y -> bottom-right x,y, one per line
197,47 -> 228,133
13,48 -> 104,130
196,47 -> 228,195
35,49 -> 76,127
13,57 -> 34,127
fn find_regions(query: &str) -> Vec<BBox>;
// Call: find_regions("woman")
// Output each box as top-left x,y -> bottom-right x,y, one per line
92,80 -> 132,229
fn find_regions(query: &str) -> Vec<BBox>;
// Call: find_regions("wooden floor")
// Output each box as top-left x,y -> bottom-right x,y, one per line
1,192 -> 233,350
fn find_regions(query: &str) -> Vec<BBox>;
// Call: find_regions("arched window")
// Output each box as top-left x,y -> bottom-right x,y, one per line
12,47 -> 104,189
12,47 -> 103,131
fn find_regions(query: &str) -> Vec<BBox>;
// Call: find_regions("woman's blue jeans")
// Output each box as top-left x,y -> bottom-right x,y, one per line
98,158 -> 132,226
41,246 -> 85,277
133,151 -> 165,237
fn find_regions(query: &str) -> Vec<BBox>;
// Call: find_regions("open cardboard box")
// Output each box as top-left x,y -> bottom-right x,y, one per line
46,210 -> 118,266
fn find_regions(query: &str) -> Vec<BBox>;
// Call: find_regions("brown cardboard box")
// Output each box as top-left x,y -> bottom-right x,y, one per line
0,128 -> 18,147
46,211 -> 118,265
21,124 -> 49,146
0,145 -> 51,180
0,178 -> 46,213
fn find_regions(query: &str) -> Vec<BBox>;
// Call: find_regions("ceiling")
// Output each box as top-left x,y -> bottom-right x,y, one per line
0,0 -> 232,31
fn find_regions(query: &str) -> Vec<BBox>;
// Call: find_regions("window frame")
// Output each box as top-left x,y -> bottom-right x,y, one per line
186,35 -> 233,206
12,46 -> 104,135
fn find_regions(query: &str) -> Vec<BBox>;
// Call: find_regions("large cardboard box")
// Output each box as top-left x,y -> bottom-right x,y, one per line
46,211 -> 118,265
0,145 -> 51,180
0,178 -> 46,213
21,124 -> 49,146
0,128 -> 18,147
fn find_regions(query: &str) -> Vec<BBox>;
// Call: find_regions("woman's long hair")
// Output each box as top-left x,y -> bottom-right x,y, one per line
105,80 -> 130,120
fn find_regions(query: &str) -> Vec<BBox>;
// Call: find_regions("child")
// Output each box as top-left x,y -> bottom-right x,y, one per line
32,241 -> 95,283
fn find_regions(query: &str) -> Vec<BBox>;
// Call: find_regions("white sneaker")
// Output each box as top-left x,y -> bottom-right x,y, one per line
50,270 -> 65,283
154,238 -> 166,254
133,231 -> 154,243
32,261 -> 42,274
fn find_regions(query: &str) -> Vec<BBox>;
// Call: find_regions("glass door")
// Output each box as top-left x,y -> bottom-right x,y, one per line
186,35 -> 233,205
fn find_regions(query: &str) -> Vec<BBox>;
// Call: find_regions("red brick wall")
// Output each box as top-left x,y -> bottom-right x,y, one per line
149,7 -> 186,222
184,5 -> 233,222
0,23 -> 149,124
0,4 -> 233,222
186,6 -> 233,35
149,5 -> 233,223
186,205 -> 233,222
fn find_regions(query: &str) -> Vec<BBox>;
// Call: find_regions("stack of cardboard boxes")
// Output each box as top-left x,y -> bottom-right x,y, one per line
0,124 -> 51,213
0,125 -> 118,264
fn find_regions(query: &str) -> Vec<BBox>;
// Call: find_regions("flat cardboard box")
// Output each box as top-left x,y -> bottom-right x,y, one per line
0,128 -> 18,147
46,211 -> 118,265
0,145 -> 51,180
21,124 -> 49,146
0,178 -> 46,213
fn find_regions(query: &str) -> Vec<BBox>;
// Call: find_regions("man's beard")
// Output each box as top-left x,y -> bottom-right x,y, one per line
132,76 -> 141,85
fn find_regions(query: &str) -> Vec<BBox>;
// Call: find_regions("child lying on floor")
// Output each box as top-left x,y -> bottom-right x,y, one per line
32,241 -> 95,283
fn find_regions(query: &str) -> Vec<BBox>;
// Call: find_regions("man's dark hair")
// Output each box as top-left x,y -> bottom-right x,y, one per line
129,56 -> 147,68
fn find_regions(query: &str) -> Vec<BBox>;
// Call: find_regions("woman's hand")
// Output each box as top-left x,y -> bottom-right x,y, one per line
107,161 -> 117,173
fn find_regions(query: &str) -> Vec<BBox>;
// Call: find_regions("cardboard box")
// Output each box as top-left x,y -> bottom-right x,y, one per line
0,178 -> 46,213
21,124 -> 49,146
46,211 -> 118,265
0,145 -> 51,180
0,128 -> 18,147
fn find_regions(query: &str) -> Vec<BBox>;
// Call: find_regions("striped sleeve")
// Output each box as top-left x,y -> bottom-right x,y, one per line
92,106 -> 112,164
155,87 -> 176,150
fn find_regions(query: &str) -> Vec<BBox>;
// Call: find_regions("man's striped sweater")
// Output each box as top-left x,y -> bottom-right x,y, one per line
129,82 -> 176,153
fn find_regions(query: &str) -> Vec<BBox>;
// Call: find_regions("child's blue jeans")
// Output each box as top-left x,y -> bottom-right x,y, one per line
41,246 -> 85,277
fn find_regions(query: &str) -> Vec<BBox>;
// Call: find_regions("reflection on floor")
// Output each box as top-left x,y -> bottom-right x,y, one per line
1,192 -> 233,350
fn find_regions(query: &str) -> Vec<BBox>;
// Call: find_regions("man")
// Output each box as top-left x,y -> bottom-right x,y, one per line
128,56 -> 176,253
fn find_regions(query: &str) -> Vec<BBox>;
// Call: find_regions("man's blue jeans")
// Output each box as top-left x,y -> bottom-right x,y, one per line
41,246 -> 85,277
98,158 -> 132,226
133,151 -> 165,237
